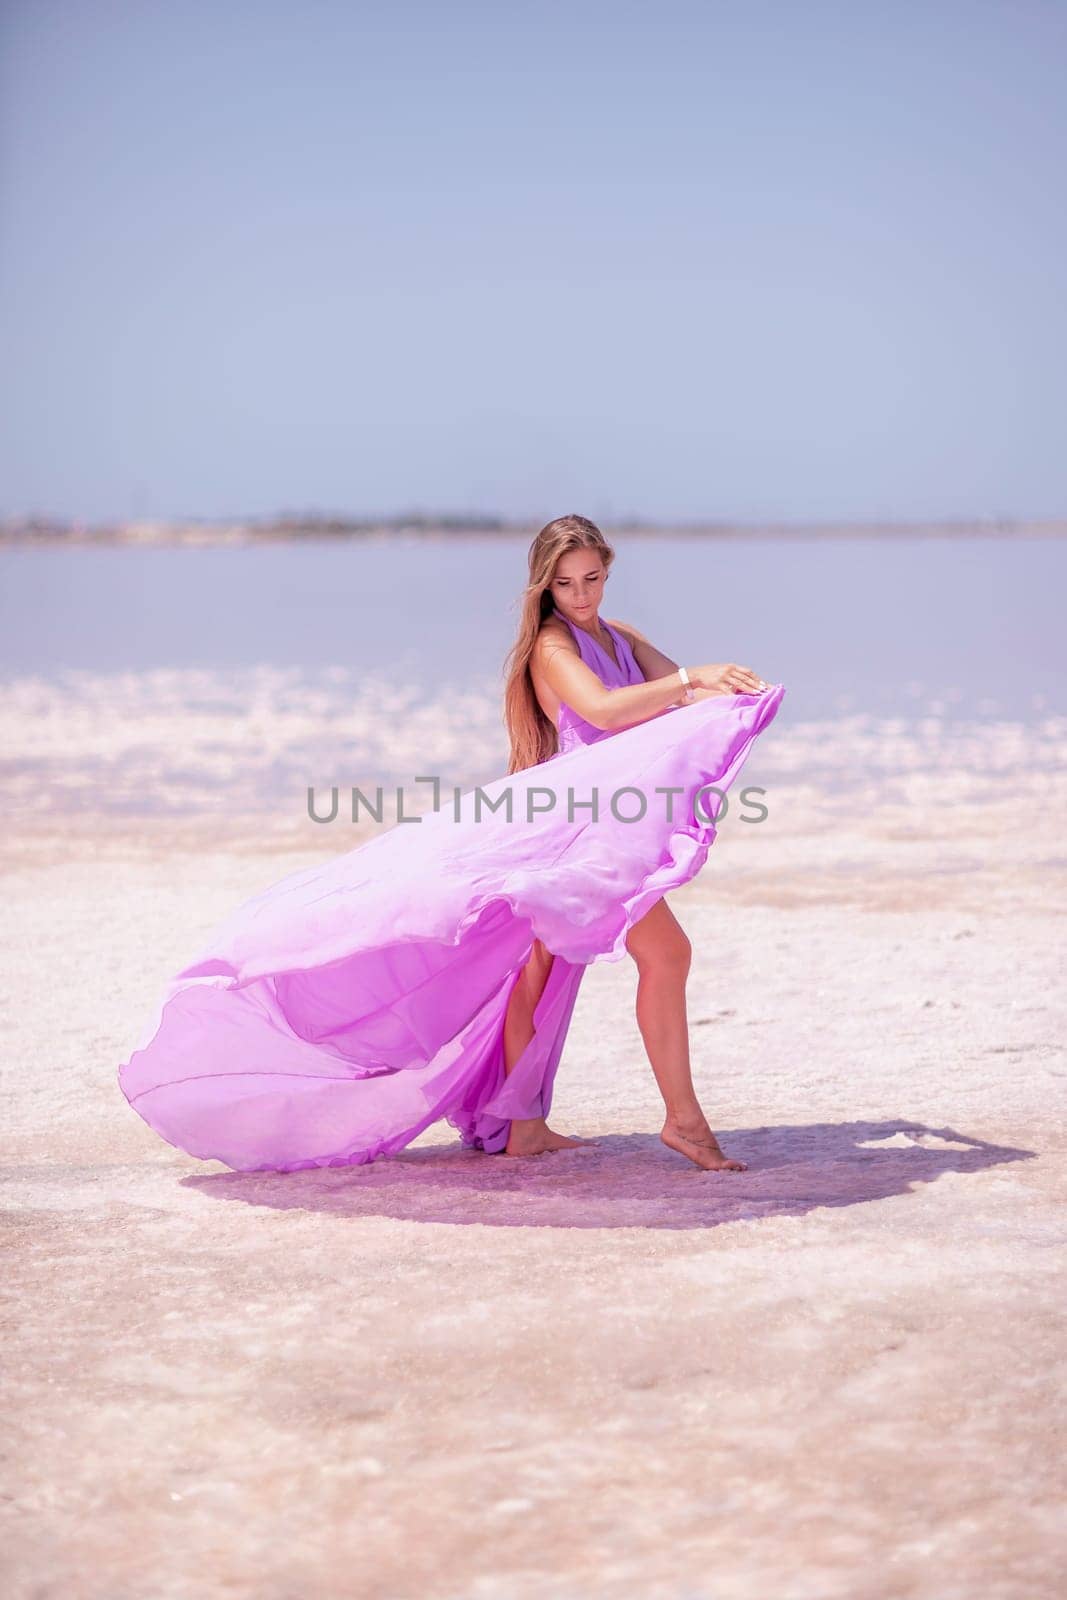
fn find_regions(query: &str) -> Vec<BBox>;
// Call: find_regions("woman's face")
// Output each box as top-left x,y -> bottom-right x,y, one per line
549,551 -> 606,622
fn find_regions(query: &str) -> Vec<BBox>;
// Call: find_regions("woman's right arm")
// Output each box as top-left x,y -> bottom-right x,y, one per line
535,625 -> 765,734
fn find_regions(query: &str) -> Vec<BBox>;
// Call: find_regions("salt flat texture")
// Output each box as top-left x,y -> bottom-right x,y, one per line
1,679 -> 1065,1600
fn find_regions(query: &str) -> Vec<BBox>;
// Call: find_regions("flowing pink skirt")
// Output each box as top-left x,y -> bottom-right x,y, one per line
118,685 -> 785,1171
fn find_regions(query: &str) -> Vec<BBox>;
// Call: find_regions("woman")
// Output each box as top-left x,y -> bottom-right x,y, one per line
118,514 -> 784,1176
501,514 -> 771,1171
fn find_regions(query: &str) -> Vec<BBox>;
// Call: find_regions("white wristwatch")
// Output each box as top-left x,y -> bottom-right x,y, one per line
677,666 -> 695,704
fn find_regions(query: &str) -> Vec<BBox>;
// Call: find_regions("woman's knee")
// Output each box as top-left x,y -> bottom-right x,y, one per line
662,926 -> 693,974
516,936 -> 555,1007
626,903 -> 692,974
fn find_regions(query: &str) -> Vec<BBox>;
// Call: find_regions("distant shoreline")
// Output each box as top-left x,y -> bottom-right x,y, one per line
2,516 -> 1065,547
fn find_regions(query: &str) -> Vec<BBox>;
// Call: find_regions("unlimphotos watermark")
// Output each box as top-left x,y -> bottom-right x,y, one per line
306,776 -> 770,827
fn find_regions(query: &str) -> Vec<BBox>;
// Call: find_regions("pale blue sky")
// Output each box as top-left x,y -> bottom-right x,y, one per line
2,0 -> 1064,523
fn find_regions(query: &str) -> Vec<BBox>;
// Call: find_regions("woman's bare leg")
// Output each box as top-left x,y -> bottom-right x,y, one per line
625,898 -> 747,1172
501,937 -> 595,1157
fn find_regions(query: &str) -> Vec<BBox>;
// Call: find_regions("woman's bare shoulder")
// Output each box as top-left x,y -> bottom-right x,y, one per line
530,616 -> 578,720
533,615 -> 578,656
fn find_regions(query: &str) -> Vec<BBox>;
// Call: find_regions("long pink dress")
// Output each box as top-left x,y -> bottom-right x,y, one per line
118,608 -> 785,1171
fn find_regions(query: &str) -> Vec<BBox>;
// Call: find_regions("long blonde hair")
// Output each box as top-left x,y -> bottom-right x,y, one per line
503,513 -> 616,774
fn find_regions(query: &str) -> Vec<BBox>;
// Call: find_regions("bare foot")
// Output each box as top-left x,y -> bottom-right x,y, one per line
661,1115 -> 748,1172
504,1117 -> 598,1158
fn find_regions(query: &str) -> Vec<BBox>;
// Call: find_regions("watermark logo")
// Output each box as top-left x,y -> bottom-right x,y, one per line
307,776 -> 771,826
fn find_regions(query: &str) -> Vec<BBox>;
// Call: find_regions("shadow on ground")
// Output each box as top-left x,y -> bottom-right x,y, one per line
180,1117 -> 1035,1229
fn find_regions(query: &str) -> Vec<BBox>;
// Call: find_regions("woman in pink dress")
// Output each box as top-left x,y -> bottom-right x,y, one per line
118,513 -> 784,1176
500,514 -> 776,1171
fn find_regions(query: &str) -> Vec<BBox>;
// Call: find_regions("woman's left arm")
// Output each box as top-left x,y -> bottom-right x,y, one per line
614,617 -> 748,707
608,619 -> 677,681
609,619 -> 734,705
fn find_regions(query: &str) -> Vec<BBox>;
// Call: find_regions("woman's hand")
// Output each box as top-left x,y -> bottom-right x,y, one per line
691,662 -> 768,696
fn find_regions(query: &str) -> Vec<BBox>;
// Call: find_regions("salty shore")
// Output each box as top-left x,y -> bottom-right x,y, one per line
2,697 -> 1065,1599
4,515 -> 1067,548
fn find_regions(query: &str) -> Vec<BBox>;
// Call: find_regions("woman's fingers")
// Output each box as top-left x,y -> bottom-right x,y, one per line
699,662 -> 771,694
730,665 -> 765,692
